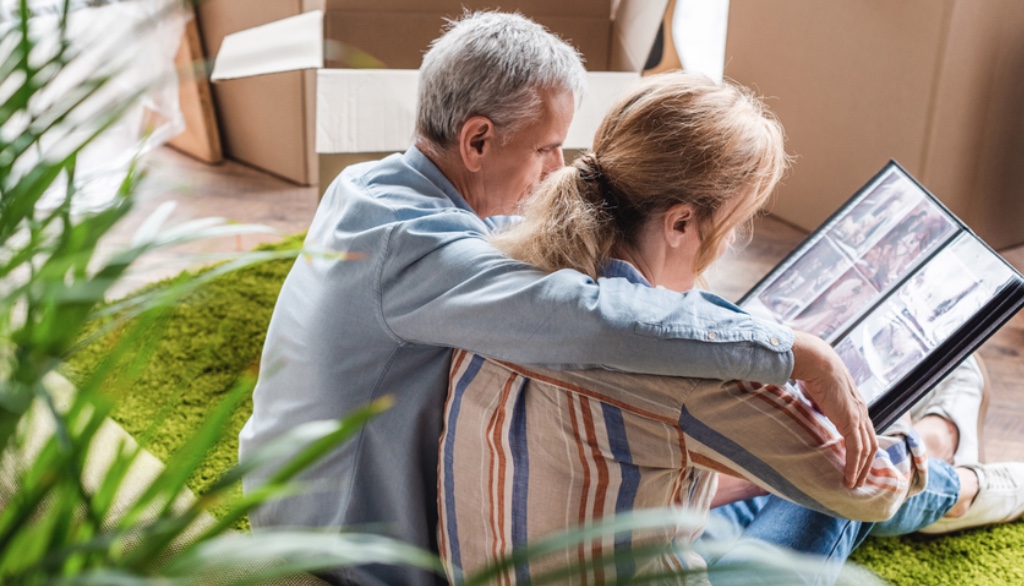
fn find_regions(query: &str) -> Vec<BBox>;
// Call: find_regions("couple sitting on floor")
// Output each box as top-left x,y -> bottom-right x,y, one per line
242,12 -> 1024,586
439,70 -> 1013,585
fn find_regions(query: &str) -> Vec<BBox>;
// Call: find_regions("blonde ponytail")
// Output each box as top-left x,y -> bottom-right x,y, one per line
490,162 -> 616,281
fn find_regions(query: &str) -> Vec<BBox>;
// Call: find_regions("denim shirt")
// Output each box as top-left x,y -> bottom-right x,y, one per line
239,147 -> 794,586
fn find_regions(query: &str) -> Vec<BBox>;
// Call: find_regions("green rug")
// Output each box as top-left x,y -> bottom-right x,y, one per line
63,235 -> 1024,584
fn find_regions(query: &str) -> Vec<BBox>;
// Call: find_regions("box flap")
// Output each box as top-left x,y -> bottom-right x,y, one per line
564,72 -> 639,149
316,69 -> 639,154
316,69 -> 420,153
324,0 -> 609,18
210,10 -> 324,81
610,0 -> 668,71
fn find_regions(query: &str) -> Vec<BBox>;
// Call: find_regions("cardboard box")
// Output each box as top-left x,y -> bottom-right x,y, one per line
725,0 -> 1024,250
167,12 -> 223,164
206,0 -> 667,187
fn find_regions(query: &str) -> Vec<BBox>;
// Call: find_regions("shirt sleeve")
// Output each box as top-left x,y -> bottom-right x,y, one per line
681,378 -> 928,522
378,211 -> 795,385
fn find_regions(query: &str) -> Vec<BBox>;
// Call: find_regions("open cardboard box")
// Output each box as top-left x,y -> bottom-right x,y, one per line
725,0 -> 1024,250
207,0 -> 667,189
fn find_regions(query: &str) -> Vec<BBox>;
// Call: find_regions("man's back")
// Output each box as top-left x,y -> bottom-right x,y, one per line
241,148 -> 481,586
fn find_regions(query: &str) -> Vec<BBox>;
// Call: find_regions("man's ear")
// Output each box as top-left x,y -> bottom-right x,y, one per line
663,203 -> 696,248
458,116 -> 495,172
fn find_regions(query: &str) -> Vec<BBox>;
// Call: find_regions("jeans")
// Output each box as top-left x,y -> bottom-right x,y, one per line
696,458 -> 960,585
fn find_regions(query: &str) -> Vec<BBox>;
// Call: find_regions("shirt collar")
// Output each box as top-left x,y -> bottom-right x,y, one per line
403,145 -> 477,215
602,259 -> 653,287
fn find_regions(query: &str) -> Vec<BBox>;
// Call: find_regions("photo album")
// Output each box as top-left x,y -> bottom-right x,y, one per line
739,161 -> 1024,431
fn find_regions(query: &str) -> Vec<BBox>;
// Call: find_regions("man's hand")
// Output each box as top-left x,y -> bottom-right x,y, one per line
790,330 -> 878,490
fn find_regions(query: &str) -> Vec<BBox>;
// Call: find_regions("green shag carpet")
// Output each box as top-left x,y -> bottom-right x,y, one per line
63,234 -> 307,527
63,235 -> 1024,584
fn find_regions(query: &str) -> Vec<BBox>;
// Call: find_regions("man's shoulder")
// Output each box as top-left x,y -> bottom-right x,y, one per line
328,153 -> 474,221
312,156 -> 488,252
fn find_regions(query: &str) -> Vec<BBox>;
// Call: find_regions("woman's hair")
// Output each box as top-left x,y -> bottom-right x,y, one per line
492,72 -> 791,282
416,12 -> 587,155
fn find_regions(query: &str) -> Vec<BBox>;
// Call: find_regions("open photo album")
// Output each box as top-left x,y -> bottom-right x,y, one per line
739,161 -> 1024,431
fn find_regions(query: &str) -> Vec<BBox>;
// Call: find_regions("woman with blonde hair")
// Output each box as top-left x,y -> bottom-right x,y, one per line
437,73 -> 1009,584
491,73 -> 785,288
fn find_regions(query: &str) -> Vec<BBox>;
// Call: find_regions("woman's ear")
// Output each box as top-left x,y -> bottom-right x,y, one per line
458,116 -> 495,172
663,203 -> 696,248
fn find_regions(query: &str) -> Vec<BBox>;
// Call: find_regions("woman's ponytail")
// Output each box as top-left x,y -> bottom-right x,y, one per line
491,157 -> 617,280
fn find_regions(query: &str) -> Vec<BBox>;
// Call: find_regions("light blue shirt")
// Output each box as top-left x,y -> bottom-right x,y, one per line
239,147 -> 794,586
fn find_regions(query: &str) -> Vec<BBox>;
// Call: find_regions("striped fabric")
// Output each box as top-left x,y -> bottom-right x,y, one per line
438,350 -> 928,584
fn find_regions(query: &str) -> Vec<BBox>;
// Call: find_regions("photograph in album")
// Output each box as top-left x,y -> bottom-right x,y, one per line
739,162 -> 1024,430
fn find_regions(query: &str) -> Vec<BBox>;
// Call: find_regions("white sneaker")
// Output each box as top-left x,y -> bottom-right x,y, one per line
919,462 -> 1024,534
908,354 -> 989,466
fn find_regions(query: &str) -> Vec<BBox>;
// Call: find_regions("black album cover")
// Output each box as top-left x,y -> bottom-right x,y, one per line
739,162 -> 1024,431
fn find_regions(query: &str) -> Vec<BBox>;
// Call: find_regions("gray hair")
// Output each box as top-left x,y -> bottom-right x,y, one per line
416,11 -> 587,153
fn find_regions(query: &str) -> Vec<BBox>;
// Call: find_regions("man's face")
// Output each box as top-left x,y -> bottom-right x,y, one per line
475,88 -> 574,216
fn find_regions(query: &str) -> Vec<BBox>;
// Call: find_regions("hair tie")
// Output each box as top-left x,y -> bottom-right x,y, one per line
575,153 -> 618,207
576,153 -> 605,184
574,153 -> 642,233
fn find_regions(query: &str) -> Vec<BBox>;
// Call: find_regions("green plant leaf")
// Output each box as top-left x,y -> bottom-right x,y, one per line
114,380 -> 254,567
163,531 -> 444,586
185,397 -> 393,546
460,508 -> 704,586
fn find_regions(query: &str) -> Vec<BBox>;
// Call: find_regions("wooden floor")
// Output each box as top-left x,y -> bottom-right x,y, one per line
109,147 -> 1024,463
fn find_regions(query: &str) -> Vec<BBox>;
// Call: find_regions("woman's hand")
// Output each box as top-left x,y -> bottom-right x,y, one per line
790,330 -> 878,490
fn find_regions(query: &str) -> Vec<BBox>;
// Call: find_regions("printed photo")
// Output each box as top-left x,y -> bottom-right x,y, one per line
898,235 -> 1011,344
857,305 -> 928,384
790,268 -> 877,340
834,336 -> 886,405
853,200 -> 956,292
828,170 -> 923,257
946,232 -> 1018,285
756,238 -> 850,320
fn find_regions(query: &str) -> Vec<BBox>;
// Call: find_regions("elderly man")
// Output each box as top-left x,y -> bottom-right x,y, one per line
241,12 -> 895,586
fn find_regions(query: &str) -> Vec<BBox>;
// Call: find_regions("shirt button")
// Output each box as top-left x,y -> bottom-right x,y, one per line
707,331 -> 718,340
770,336 -> 780,347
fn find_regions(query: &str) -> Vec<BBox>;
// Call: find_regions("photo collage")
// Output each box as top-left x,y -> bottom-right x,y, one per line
739,166 -> 1019,405
742,168 -> 958,342
832,234 -> 1016,404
